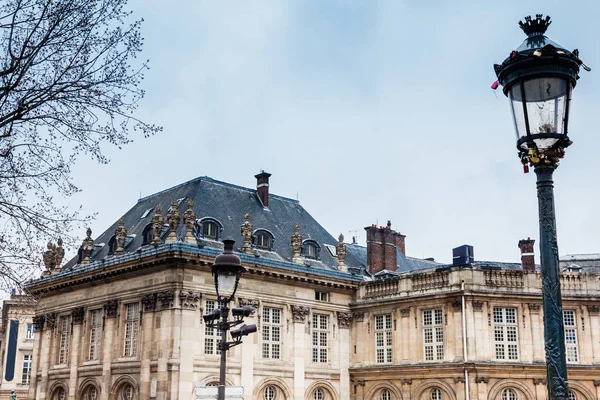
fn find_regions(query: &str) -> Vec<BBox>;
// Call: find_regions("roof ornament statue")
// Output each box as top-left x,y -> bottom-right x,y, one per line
80,228 -> 95,265
240,213 -> 253,253
291,224 -> 303,264
42,238 -> 64,276
337,233 -> 347,272
114,217 -> 127,255
165,200 -> 181,244
183,199 -> 197,244
151,204 -> 164,247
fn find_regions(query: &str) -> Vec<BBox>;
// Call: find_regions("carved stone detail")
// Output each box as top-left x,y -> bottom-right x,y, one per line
533,378 -> 547,385
472,301 -> 483,312
104,300 -> 118,318
42,239 -> 65,276
528,303 -> 541,312
240,213 -> 253,254
594,380 -> 600,387
151,205 -> 164,247
400,379 -> 412,385
45,313 -> 57,330
454,377 -> 465,384
451,298 -> 462,312
290,305 -> 309,322
475,376 -> 489,384
80,228 -> 95,265
238,298 -> 259,315
179,291 -> 201,309
353,312 -> 364,322
291,224 -> 303,264
115,217 -> 127,255
33,315 -> 46,331
400,308 -> 410,317
588,305 -> 600,315
353,380 -> 365,387
165,200 -> 181,244
71,307 -> 85,324
157,290 -> 175,309
142,293 -> 157,312
337,312 -> 352,328
336,233 -> 347,272
183,200 -> 197,244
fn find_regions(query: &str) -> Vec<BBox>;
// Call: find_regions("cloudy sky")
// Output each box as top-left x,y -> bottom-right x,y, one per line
65,1 -> 600,265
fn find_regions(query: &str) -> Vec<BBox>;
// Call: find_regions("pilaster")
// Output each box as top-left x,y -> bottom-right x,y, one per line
101,301 -> 117,400
291,305 -> 309,400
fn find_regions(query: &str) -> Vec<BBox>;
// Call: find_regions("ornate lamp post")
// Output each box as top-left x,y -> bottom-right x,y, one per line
204,238 -> 257,400
493,15 -> 590,399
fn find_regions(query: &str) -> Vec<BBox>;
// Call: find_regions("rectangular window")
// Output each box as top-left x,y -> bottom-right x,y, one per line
262,307 -> 282,359
312,314 -> 329,363
21,354 -> 32,384
204,300 -> 221,355
315,291 -> 330,302
375,314 -> 393,363
423,309 -> 444,361
563,310 -> 578,363
89,309 -> 103,361
25,323 -> 35,340
493,307 -> 519,360
58,315 -> 71,364
123,303 -> 139,357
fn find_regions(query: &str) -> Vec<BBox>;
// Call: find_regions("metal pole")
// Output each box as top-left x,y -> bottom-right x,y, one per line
218,301 -> 229,400
535,164 -> 569,399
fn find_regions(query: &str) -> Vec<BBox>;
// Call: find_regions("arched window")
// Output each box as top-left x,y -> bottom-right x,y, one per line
313,388 -> 324,400
430,388 -> 442,400
254,230 -> 274,250
82,386 -> 98,400
302,240 -> 320,259
53,387 -> 67,400
108,236 -> 116,255
197,218 -> 223,241
568,391 -> 576,400
381,389 -> 391,400
264,386 -> 276,400
142,224 -> 153,245
120,383 -> 134,400
501,389 -> 518,400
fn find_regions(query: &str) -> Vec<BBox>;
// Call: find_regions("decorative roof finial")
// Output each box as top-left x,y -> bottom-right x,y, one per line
291,224 -> 303,264
42,242 -> 57,275
152,205 -> 164,247
55,238 -> 65,269
80,228 -> 94,265
115,217 -> 127,255
240,213 -> 253,253
337,233 -> 347,272
183,199 -> 197,244
165,200 -> 181,244
519,14 -> 551,36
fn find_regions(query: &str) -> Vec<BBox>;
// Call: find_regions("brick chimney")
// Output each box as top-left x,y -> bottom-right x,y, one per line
365,220 -> 403,275
255,171 -> 271,208
518,237 -> 535,273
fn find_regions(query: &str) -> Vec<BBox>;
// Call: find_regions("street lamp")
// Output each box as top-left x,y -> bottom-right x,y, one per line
204,238 -> 256,400
493,14 -> 590,399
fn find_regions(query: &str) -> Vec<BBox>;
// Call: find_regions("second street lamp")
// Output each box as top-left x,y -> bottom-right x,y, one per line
493,14 -> 590,399
205,238 -> 256,400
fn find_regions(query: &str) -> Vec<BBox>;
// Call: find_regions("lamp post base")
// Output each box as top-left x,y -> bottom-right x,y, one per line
535,164 -> 569,399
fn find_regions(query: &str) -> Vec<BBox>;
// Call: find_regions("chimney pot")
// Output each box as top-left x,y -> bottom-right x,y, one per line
255,171 -> 272,208
518,238 -> 536,273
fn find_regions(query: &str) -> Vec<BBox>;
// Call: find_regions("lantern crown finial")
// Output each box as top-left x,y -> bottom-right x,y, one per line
519,14 -> 551,36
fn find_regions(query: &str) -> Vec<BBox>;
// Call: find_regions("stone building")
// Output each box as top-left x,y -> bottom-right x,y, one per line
0,294 -> 36,399
24,173 -> 600,400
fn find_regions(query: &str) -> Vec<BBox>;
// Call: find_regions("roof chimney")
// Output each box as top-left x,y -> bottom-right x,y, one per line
518,237 -> 535,273
255,171 -> 271,208
365,221 -> 402,275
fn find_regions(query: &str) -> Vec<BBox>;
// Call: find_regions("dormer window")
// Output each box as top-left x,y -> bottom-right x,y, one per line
142,224 -> 153,245
253,229 -> 274,251
302,240 -> 320,260
108,236 -> 116,255
196,218 -> 223,241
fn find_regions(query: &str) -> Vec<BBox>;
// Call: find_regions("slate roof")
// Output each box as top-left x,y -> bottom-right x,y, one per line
63,176 -> 367,274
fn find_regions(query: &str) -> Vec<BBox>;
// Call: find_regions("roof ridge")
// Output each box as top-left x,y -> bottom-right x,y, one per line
137,175 -> 299,204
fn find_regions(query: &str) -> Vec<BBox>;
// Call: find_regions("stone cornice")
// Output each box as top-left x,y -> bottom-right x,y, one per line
25,244 -> 360,296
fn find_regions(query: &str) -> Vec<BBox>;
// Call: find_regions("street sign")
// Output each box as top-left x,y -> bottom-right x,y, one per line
195,386 -> 244,399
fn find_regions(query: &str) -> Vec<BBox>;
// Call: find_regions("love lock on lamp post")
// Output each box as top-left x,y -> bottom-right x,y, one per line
203,238 -> 257,400
493,14 -> 590,399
